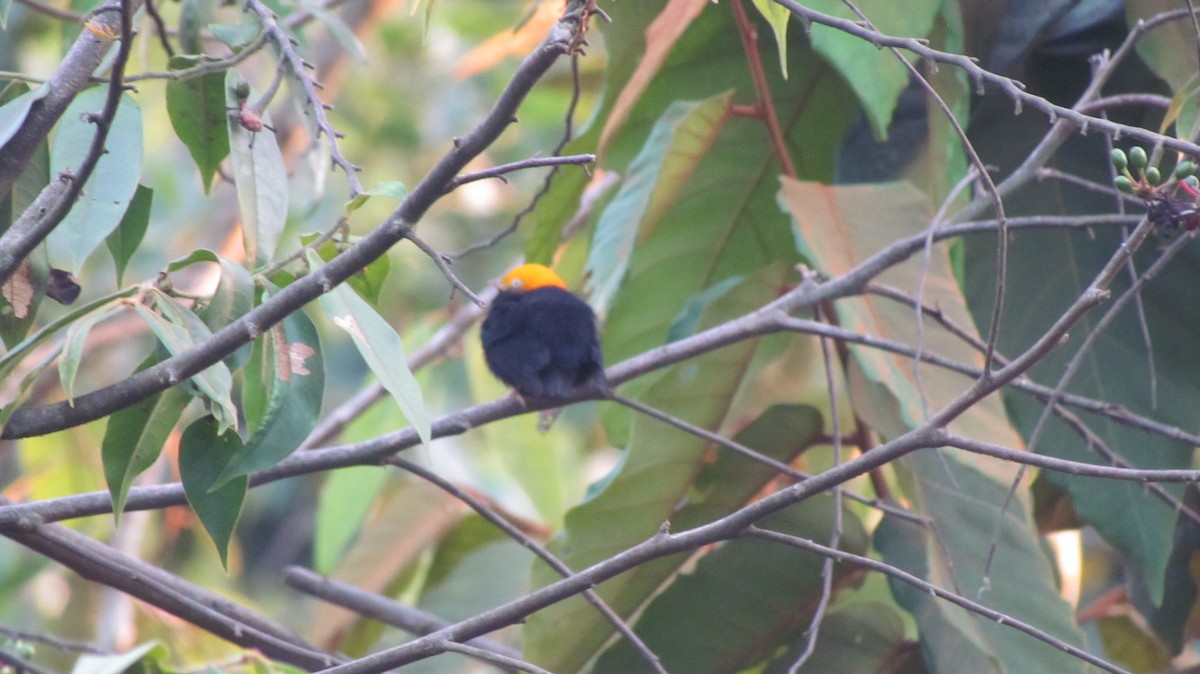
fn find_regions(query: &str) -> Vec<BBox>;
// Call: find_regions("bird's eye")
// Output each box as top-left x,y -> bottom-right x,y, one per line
510,278 -> 523,289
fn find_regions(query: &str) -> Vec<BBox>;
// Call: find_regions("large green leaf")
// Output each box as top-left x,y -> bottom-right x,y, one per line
963,78 -> 1192,610
46,89 -> 143,271
101,358 -> 189,524
781,179 -> 1086,673
593,495 -> 867,673
311,251 -> 432,447
0,82 -> 48,150
762,601 -> 918,673
215,303 -> 324,484
226,70 -> 287,266
179,417 -> 248,568
166,55 -> 230,193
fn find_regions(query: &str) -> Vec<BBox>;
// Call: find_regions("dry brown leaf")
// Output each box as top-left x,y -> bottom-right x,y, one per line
2,259 -> 34,319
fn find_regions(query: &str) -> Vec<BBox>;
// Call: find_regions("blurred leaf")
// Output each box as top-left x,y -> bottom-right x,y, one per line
300,0 -> 365,61
585,91 -> 734,314
215,303 -> 323,484
226,70 -> 288,267
179,0 -> 217,52
46,89 -> 143,271
0,82 -> 48,149
70,641 -> 167,674
133,292 -> 237,433
179,417 -> 247,568
310,251 -> 432,447
57,304 -> 118,403
166,56 -> 230,194
313,465 -> 389,573
1097,614 -> 1172,673
594,496 -> 867,673
665,274 -> 743,342
805,0 -> 941,140
105,184 -> 151,285
751,0 -> 791,79
1127,0 -> 1196,93
345,180 -> 407,212
0,84 -> 50,349
0,0 -> 10,29
209,20 -> 261,49
101,359 -> 189,524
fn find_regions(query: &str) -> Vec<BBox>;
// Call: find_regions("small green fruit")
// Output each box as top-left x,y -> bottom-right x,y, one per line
1175,161 -> 1197,179
1111,148 -> 1128,171
1185,175 -> 1199,189
1146,166 -> 1162,185
1130,146 -> 1148,170
1114,176 -> 1134,193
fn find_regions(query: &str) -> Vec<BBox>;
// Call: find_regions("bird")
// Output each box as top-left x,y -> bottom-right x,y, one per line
480,263 -> 606,401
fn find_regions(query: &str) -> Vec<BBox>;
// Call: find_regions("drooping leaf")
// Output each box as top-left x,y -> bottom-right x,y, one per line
132,292 -> 237,433
313,465 -> 389,574
167,249 -> 255,333
57,304 -> 118,403
344,180 -> 407,212
310,251 -> 432,447
302,233 -> 391,305
226,70 -> 288,267
101,359 -> 189,524
46,89 -> 143,271
105,184 -> 151,284
214,302 -> 323,484
166,56 -> 230,193
179,417 -> 247,568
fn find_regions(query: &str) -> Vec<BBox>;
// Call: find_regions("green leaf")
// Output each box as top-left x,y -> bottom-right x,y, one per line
805,0 -> 941,140
751,0 -> 791,79
302,233 -> 391,305
1127,0 -> 1196,94
168,249 -> 256,334
70,641 -> 167,674
300,0 -> 365,61
0,82 -> 48,149
0,0 -> 11,29
179,0 -> 217,52
57,304 -> 118,404
585,91 -> 734,314
166,56 -> 231,194
209,20 -> 261,50
311,251 -> 432,447
46,89 -> 143,271
665,274 -> 743,342
781,179 -> 1086,673
105,184 -> 151,284
345,180 -> 407,212
875,469 -> 1086,674
101,362 -> 189,524
226,70 -> 288,266
762,602 -> 917,673
132,293 -> 237,433
594,496 -> 867,673
179,417 -> 247,568
1096,614 -> 1173,673
214,303 -> 323,484
313,465 -> 388,573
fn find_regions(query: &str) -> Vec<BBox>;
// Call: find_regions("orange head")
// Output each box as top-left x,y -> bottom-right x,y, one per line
498,263 -> 568,293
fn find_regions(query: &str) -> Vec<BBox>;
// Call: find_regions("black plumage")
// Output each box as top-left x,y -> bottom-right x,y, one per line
481,285 -> 605,399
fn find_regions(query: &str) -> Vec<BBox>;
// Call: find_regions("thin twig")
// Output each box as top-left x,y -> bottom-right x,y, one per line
729,0 -> 796,178
445,154 -> 596,191
12,0 -> 84,22
142,0 -> 175,57
0,625 -> 109,655
403,229 -> 485,305
125,31 -> 272,82
438,641 -> 553,674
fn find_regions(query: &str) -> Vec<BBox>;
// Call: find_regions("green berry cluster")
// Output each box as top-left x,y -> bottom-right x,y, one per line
1111,146 -> 1199,195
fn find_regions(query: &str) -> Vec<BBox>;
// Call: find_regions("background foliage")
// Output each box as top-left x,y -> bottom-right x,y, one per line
2,0 -> 1200,673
